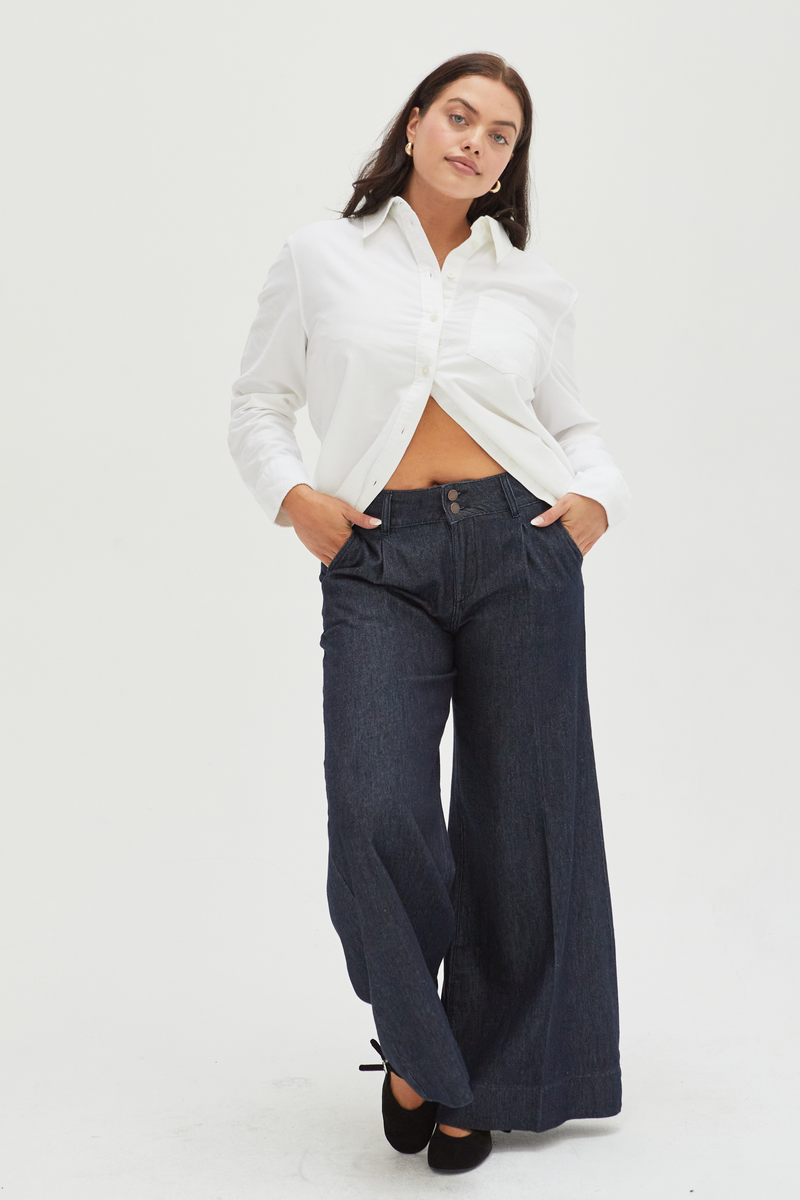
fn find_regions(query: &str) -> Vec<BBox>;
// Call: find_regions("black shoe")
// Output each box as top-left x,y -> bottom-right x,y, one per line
427,1124 -> 493,1173
359,1038 -> 438,1154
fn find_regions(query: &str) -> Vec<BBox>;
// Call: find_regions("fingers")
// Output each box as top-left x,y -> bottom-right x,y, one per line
530,494 -> 607,554
347,508 -> 382,528
530,498 -> 568,527
317,505 -> 381,566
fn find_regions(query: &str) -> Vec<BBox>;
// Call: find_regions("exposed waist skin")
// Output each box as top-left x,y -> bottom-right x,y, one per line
383,396 -> 505,489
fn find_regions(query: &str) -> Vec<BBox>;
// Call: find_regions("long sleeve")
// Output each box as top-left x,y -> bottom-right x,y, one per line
228,240 -> 314,527
532,299 -> 631,528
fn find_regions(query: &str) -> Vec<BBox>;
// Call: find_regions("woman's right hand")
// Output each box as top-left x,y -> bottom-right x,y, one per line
281,484 -> 382,566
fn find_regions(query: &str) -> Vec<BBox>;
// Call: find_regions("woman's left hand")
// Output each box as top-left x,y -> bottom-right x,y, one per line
530,492 -> 608,556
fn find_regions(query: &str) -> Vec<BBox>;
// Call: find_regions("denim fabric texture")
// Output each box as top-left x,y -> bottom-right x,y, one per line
319,471 -> 621,1133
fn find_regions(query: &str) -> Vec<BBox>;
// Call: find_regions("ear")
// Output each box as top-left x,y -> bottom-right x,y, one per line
406,106 -> 420,143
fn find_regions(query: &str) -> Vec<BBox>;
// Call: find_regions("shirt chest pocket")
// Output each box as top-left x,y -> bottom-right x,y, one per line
467,295 -> 539,378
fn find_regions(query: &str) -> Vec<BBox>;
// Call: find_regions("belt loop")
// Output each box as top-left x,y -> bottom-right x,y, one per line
381,490 -> 392,533
499,472 -> 519,517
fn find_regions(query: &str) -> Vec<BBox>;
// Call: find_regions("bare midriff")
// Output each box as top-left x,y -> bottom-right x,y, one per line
383,396 -> 505,489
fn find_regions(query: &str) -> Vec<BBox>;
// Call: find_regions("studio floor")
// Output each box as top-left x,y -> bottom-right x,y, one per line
1,1017 -> 794,1198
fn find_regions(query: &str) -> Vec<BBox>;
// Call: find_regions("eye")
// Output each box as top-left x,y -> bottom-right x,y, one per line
492,132 -> 508,145
450,113 -> 467,125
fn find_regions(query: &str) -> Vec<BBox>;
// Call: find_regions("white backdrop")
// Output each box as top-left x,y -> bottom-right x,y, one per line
1,2 -> 798,1196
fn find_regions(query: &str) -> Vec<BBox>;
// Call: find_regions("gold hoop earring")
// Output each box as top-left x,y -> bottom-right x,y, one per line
405,142 -> 413,157
489,179 -> 501,193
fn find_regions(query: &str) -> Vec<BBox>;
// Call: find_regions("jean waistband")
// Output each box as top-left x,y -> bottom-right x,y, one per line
363,472 -> 547,531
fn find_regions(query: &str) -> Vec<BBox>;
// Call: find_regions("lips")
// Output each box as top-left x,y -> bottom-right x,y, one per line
446,156 -> 479,175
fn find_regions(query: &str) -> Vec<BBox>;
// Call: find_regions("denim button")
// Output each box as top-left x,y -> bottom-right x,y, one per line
447,489 -> 459,500
450,501 -> 460,513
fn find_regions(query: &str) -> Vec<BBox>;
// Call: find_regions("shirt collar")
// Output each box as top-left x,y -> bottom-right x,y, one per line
359,194 -> 514,263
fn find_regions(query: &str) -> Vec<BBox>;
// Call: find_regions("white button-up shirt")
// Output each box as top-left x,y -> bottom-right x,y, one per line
229,195 -> 630,528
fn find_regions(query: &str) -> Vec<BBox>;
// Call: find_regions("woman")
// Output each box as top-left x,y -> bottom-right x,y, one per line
228,52 -> 630,1175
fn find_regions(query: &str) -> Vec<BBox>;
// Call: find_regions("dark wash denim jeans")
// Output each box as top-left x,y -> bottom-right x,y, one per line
318,471 -> 621,1133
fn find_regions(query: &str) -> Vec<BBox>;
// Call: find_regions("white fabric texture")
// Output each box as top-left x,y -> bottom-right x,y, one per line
229,195 -> 630,528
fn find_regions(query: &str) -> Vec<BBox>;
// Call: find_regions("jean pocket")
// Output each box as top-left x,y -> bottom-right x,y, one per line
556,518 -> 584,565
467,294 -> 538,377
322,528 -> 358,574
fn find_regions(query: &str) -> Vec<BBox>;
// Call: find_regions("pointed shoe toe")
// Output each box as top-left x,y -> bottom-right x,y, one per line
427,1125 -> 493,1173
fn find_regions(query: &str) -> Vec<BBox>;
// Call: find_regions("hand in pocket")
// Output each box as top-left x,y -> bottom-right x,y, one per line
529,492 -> 608,556
280,484 -> 383,566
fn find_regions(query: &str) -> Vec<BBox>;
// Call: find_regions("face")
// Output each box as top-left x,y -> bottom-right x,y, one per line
405,75 -> 522,200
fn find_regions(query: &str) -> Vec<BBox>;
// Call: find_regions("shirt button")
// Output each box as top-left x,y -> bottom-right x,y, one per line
422,365 -> 429,376
447,488 -> 459,500
430,314 -> 438,322
447,271 -> 455,279
450,502 -> 460,513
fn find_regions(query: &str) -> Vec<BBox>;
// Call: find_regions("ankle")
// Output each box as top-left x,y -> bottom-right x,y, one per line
389,1070 -> 426,1110
438,1123 -> 472,1138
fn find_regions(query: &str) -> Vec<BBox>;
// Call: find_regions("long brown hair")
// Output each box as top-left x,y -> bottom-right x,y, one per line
341,53 -> 535,250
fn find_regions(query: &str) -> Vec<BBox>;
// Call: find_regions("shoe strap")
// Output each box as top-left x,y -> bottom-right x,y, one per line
358,1036 -> 392,1074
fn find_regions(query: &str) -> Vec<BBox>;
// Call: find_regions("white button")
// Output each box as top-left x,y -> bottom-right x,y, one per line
430,314 -> 438,322
422,365 -> 429,376
447,271 -> 455,279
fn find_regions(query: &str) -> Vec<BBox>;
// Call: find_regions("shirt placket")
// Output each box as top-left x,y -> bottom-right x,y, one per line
402,210 -> 444,395
402,209 -> 490,390
364,213 -> 443,491
363,210 -> 490,495
441,223 -> 487,315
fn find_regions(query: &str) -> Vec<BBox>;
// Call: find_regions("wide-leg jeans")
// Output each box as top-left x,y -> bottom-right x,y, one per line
318,471 -> 622,1133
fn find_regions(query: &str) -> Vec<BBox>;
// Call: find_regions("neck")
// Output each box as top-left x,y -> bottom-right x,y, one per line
401,174 -> 472,264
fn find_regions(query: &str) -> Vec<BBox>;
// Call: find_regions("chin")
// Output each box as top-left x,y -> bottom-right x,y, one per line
431,172 -> 482,202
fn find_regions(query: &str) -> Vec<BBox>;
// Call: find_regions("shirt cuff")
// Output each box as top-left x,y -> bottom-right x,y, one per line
564,472 -> 631,529
255,463 -> 315,527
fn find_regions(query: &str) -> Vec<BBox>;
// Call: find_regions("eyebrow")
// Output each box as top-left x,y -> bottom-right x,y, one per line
447,96 -> 518,134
